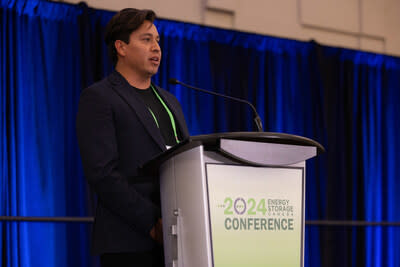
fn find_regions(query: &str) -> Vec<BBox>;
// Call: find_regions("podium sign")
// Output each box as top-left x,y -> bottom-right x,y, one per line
206,164 -> 304,266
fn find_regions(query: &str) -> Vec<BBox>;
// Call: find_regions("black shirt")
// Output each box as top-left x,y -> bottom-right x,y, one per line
134,85 -> 179,146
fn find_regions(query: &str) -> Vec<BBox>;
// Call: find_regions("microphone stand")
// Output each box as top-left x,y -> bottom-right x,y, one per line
169,78 -> 264,132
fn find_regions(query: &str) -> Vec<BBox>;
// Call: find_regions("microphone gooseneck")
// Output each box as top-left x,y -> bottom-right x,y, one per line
169,78 -> 264,132
168,78 -> 179,85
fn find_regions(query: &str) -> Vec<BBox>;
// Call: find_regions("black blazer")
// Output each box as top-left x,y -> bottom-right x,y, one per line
76,71 -> 189,254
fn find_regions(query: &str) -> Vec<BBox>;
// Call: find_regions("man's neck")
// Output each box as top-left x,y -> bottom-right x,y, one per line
115,64 -> 151,90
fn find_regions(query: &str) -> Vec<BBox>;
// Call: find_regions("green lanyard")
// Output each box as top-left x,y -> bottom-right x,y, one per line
148,84 -> 180,144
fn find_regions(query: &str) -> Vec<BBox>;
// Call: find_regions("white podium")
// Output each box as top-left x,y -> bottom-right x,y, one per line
144,132 -> 324,267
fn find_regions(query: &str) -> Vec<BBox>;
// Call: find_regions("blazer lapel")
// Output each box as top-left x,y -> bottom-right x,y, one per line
108,71 -> 166,151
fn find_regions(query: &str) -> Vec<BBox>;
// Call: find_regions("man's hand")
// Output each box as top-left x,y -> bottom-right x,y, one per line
149,218 -> 163,245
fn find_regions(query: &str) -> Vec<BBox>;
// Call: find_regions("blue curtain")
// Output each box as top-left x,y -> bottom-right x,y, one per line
1,1 -> 90,266
1,0 -> 400,267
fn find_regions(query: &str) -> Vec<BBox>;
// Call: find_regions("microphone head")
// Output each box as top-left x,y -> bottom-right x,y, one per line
168,78 -> 179,85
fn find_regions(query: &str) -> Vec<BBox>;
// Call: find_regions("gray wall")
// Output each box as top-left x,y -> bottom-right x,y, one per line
58,0 -> 400,57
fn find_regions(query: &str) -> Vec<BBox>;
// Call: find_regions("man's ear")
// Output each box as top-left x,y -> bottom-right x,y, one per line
114,40 -> 126,57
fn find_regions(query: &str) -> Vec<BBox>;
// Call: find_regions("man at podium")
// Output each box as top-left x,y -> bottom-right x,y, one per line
76,8 -> 189,267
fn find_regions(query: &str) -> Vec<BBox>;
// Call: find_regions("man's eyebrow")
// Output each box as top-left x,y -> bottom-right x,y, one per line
139,33 -> 160,41
140,33 -> 159,38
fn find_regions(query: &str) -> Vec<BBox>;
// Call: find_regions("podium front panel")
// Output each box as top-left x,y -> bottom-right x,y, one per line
205,163 -> 304,266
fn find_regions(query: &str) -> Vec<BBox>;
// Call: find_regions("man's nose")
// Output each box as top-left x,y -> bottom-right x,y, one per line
151,40 -> 160,51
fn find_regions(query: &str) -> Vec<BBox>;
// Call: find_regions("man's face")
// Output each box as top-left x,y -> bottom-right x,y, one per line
118,20 -> 161,78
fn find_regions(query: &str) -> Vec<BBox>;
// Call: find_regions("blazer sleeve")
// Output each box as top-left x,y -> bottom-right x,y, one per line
76,86 -> 160,235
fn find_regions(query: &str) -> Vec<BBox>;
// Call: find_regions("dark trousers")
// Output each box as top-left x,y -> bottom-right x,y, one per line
100,248 -> 164,267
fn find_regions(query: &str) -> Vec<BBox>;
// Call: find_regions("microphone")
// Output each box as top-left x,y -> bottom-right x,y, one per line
168,78 -> 264,132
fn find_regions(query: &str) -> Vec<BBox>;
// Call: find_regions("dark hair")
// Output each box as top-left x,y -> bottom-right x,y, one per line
104,8 -> 156,65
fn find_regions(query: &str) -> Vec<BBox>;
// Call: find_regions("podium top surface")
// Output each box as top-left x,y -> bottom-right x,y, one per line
142,132 -> 324,172
190,132 -> 324,152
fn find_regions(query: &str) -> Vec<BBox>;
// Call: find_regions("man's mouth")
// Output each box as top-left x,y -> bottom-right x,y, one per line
150,57 -> 160,64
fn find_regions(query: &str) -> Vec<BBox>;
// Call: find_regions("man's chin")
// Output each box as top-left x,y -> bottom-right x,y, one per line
147,68 -> 159,76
